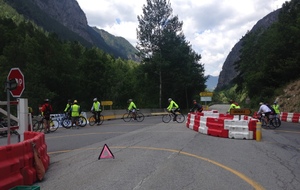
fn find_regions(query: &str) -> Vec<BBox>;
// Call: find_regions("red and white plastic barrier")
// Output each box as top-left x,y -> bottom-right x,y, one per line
0,131 -> 50,189
186,111 -> 258,140
280,112 -> 300,123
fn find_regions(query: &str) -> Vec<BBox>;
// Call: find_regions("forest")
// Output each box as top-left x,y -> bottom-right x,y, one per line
0,0 -> 206,113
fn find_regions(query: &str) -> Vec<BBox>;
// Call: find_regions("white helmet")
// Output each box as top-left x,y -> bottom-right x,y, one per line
93,98 -> 97,101
168,98 -> 172,101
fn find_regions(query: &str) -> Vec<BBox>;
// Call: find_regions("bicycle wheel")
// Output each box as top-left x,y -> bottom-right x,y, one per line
0,123 -> 7,137
122,113 -> 132,122
49,119 -> 59,132
99,115 -> 104,125
136,113 -> 145,122
162,114 -> 171,123
62,117 -> 72,129
176,113 -> 185,123
261,117 -> 268,129
271,117 -> 281,128
79,116 -> 87,127
32,119 -> 41,131
89,116 -> 96,126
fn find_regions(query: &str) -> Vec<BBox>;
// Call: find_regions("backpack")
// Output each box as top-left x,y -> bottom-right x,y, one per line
44,104 -> 51,115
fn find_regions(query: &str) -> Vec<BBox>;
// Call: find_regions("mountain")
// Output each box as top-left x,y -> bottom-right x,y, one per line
4,0 -> 139,61
216,9 -> 281,90
205,75 -> 218,91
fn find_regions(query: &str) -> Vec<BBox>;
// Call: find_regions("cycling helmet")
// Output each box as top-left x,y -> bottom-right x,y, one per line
193,99 -> 196,102
259,102 -> 263,105
74,100 -> 78,103
68,99 -> 71,102
44,99 -> 49,102
168,98 -> 172,101
93,98 -> 97,101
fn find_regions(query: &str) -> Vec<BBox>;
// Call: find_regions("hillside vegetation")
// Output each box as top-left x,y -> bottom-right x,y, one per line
215,0 -> 300,112
276,79 -> 300,113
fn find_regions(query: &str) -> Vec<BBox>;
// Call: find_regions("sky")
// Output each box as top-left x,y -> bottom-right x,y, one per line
76,0 -> 289,77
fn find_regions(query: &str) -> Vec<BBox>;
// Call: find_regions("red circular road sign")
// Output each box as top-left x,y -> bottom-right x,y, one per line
7,68 -> 25,97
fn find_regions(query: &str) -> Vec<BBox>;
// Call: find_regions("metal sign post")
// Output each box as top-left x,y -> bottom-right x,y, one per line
5,79 -> 18,145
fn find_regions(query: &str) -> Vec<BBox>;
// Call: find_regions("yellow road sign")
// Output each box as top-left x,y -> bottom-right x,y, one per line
229,108 -> 252,115
200,92 -> 213,97
101,101 -> 113,106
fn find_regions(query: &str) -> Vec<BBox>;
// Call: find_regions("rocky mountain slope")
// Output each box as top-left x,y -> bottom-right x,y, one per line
216,9 -> 281,90
5,0 -> 138,61
276,80 -> 300,113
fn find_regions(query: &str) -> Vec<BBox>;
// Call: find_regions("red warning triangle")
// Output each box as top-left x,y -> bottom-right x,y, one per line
98,144 -> 114,160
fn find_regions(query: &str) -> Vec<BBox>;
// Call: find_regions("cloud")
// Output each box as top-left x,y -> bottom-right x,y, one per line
76,0 -> 289,76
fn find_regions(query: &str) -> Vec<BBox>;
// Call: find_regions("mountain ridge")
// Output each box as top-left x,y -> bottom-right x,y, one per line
216,9 -> 281,90
4,0 -> 138,61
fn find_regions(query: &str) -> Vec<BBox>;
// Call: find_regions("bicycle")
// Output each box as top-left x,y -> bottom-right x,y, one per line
122,109 -> 145,122
259,113 -> 281,129
0,118 -> 19,137
61,113 -> 87,129
32,116 -> 59,132
162,109 -> 185,123
88,111 -> 104,126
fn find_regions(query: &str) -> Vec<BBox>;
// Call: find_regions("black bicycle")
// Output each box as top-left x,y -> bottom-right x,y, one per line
162,109 -> 185,123
88,111 -> 104,126
122,109 -> 145,122
259,113 -> 281,129
32,116 -> 59,132
61,113 -> 87,129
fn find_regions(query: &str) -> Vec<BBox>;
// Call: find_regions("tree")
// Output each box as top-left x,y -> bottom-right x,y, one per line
137,0 -> 206,108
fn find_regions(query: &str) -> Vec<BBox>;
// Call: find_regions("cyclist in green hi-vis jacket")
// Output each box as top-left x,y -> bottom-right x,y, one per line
167,98 -> 179,121
127,99 -> 137,120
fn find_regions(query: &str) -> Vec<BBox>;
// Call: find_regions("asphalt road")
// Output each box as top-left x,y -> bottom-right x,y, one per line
26,115 -> 299,190
1,107 -> 300,190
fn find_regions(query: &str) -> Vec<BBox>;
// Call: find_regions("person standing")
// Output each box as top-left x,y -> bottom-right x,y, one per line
41,99 -> 53,133
127,99 -> 137,120
64,99 -> 72,117
167,98 -> 179,121
190,100 -> 203,113
91,98 -> 102,125
70,100 -> 81,129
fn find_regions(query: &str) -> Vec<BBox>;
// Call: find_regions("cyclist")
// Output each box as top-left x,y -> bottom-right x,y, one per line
190,99 -> 203,113
272,102 -> 280,117
227,99 -> 240,113
70,100 -> 81,129
91,98 -> 102,125
257,102 -> 272,125
167,98 -> 179,121
64,99 -> 72,117
41,99 -> 53,133
127,99 -> 137,120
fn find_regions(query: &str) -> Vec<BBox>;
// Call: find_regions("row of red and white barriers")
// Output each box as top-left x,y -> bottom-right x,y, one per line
185,111 -> 299,140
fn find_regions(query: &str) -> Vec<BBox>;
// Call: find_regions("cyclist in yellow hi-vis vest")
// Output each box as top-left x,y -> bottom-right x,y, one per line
91,98 -> 102,125
70,100 -> 81,129
227,99 -> 240,113
272,102 -> 280,116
